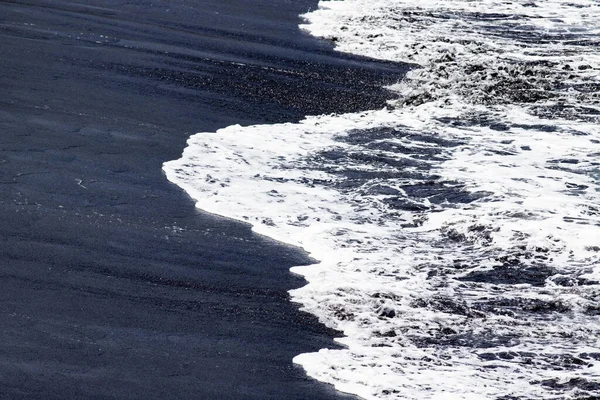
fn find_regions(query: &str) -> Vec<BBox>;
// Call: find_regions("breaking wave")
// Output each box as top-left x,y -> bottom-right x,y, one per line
164,1 -> 600,399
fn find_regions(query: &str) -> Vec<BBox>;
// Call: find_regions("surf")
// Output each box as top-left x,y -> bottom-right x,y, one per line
164,1 -> 600,399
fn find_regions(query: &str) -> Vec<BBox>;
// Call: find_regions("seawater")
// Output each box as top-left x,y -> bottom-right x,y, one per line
163,1 -> 600,399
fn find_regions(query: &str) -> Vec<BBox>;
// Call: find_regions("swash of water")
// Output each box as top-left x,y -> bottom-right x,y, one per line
164,1 -> 600,399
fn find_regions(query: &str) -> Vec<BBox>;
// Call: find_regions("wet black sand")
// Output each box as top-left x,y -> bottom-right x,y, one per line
0,1 -> 407,399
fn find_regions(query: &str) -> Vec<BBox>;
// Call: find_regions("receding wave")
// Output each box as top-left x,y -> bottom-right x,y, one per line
164,1 -> 600,399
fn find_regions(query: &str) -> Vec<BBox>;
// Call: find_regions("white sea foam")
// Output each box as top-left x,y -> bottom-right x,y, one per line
164,1 -> 600,399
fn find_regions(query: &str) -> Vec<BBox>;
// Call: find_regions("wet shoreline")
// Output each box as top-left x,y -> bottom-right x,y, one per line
0,1 -> 406,398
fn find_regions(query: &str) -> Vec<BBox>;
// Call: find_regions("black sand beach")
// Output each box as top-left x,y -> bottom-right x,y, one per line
0,1 -> 406,399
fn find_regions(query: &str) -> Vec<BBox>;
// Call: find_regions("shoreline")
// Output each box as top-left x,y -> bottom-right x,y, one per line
0,0 -> 406,398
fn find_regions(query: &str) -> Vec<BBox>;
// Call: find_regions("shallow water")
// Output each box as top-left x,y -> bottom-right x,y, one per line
165,1 -> 600,399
